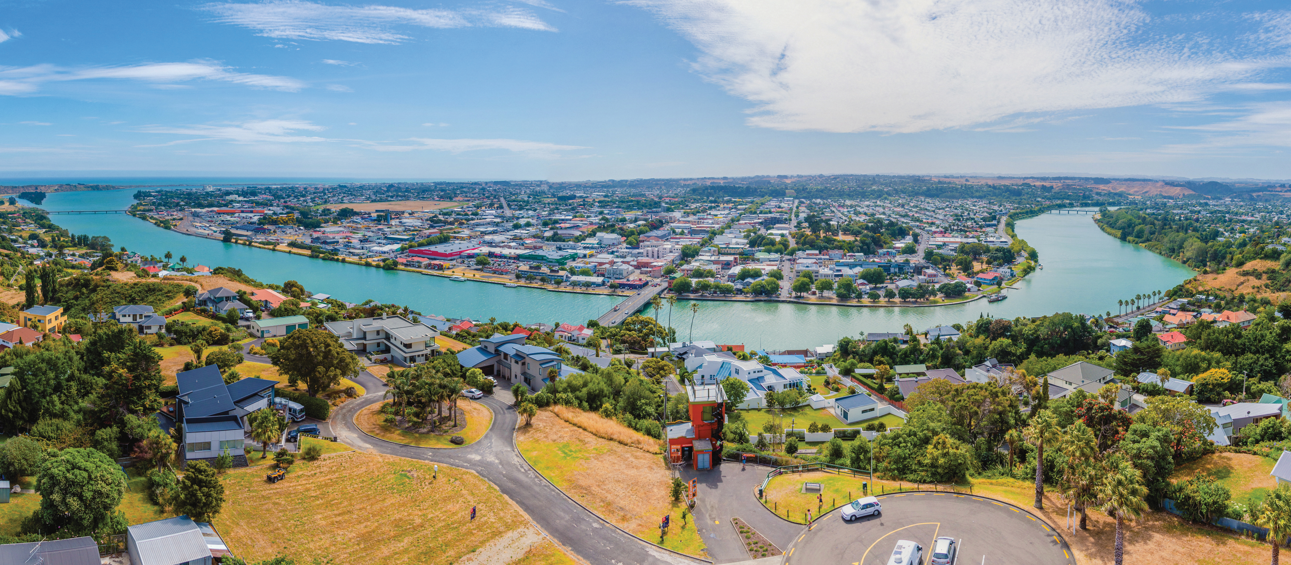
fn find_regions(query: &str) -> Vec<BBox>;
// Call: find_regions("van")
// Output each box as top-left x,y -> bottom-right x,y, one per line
272,397 -> 307,422
887,540 -> 923,565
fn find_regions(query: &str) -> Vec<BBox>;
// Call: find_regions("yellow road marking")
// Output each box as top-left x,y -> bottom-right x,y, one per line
1054,536 -> 1061,544
1028,515 -> 1036,521
858,522 -> 940,565
799,534 -> 805,542
715,520 -> 719,525
1042,524 -> 1050,531
788,548 -> 795,557
1065,550 -> 1071,559
894,494 -> 906,497
1012,507 -> 1020,513
992,502 -> 1003,506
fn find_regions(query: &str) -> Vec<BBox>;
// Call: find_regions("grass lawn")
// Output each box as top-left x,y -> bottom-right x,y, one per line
517,410 -> 705,558
157,345 -> 195,384
300,436 -> 353,457
216,451 -> 573,565
168,312 -> 227,327
436,335 -> 471,353
511,540 -> 579,565
0,469 -> 173,537
355,400 -> 492,448
807,374 -> 845,399
1172,452 -> 1278,506
762,471 -> 1271,564
235,362 -> 366,397
0,493 -> 41,535
739,405 -> 903,432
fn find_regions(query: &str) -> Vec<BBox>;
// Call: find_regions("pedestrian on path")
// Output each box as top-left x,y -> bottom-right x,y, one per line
741,454 -> 746,470
471,506 -> 476,521
807,509 -> 812,523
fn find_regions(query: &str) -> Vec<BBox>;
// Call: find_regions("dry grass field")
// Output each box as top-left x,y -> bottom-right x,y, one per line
216,451 -> 574,565
356,399 -> 492,448
322,200 -> 461,212
1189,259 -> 1291,302
1173,452 -> 1278,506
547,405 -> 660,454
516,409 -> 704,557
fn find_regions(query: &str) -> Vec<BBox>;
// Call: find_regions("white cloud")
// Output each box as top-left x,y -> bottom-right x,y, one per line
326,84 -> 352,92
1161,102 -> 1291,153
510,0 -> 563,13
626,0 -> 1291,133
201,0 -> 555,44
137,119 -> 328,146
321,59 -> 356,66
0,31 -> 10,44
422,122 -> 449,127
0,61 -> 306,95
19,121 -> 51,126
366,137 -> 586,155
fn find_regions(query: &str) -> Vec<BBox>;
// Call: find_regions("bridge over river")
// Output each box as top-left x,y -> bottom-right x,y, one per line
595,283 -> 667,326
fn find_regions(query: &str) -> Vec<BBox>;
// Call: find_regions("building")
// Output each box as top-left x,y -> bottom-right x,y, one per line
1218,310 -> 1258,328
0,326 -> 46,348
833,392 -> 880,424
1135,372 -> 1194,395
176,364 -> 277,466
686,352 -> 808,409
407,241 -> 482,259
1109,338 -> 1132,354
0,536 -> 99,565
974,272 -> 1003,287
1157,331 -> 1188,351
896,368 -> 966,398
325,315 -> 441,366
925,325 -> 961,342
127,516 -> 216,565
249,288 -> 289,309
1045,361 -> 1116,398
18,304 -> 65,333
196,287 -> 251,317
894,364 -> 928,377
1271,451 -> 1291,486
1211,402 -> 1283,436
666,383 -> 726,470
113,305 -> 167,335
250,315 -> 310,338
554,323 -> 594,344
456,333 -> 580,391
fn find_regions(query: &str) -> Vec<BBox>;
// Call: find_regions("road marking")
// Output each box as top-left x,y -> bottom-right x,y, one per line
1065,550 -> 1070,559
1042,524 -> 1050,532
1053,536 -> 1060,544
894,494 -> 906,497
992,502 -> 1003,506
714,520 -> 719,525
858,522 -> 940,565
788,548 -> 795,557
799,534 -> 805,543
934,493 -> 945,496
1028,516 -> 1035,521
1011,507 -> 1019,513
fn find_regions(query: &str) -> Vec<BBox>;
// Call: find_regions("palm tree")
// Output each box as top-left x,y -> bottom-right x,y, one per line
1004,428 -> 1022,472
666,294 -> 678,344
384,370 -> 414,417
1099,460 -> 1149,565
689,302 -> 700,344
447,377 -> 465,427
179,255 -> 187,266
1024,410 -> 1062,510
1255,483 -> 1291,564
165,251 -> 173,263
1117,299 -> 1123,315
1060,422 -> 1099,530
248,408 -> 284,459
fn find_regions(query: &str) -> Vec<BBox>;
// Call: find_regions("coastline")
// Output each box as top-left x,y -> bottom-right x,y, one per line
132,211 -> 1029,311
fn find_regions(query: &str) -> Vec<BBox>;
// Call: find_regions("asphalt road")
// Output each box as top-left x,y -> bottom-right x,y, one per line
679,462 -> 803,563
783,493 -> 1075,565
330,370 -> 706,565
597,283 -> 667,326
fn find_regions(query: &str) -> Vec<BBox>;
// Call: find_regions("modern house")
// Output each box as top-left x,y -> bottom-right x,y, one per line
1271,451 -> 1291,486
1157,331 -> 1188,351
964,358 -> 1015,384
1045,361 -> 1116,398
1211,402 -> 1283,436
196,287 -> 251,317
114,305 -> 167,335
175,365 -> 277,466
325,315 -> 440,366
833,392 -> 880,424
863,332 -> 908,344
1135,372 -> 1194,395
894,364 -> 928,377
127,516 -> 217,565
250,315 -> 309,338
896,368 -> 966,398
666,383 -> 726,470
456,333 -> 579,391
925,325 -> 961,342
686,352 -> 809,409
18,304 -> 65,333
0,536 -> 99,565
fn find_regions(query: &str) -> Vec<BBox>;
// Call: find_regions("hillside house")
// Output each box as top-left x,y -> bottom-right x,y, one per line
325,315 -> 441,366
175,365 -> 277,467
18,305 -> 65,333
456,333 -> 580,392
666,383 -> 726,470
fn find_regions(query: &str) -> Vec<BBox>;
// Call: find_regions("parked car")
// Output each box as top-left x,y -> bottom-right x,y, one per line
929,537 -> 956,565
887,540 -> 923,565
287,424 -> 320,443
463,388 -> 485,399
840,496 -> 882,521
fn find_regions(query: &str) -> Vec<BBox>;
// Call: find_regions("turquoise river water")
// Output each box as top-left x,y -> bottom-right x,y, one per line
26,189 -> 1194,348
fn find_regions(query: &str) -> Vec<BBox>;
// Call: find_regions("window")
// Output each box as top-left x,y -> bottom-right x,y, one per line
702,405 -> 714,422
219,439 -> 244,451
186,442 -> 212,452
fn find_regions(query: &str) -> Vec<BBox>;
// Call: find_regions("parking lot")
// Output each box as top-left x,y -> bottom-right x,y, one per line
784,492 -> 1075,565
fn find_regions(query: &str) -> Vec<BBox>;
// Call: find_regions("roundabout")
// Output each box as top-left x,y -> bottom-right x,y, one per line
784,492 -> 1076,565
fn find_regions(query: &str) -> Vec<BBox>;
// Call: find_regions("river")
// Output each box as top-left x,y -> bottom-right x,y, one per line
24,188 -> 1195,348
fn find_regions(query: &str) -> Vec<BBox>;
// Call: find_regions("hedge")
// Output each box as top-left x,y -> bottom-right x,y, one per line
276,388 -> 331,420
160,385 -> 179,398
833,428 -> 861,440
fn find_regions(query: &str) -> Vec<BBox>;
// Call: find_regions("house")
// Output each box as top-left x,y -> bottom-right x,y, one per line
964,358 -> 1014,384
1045,362 -> 1116,398
925,325 -> 961,342
127,516 -> 214,565
0,327 -> 45,348
896,368 -> 966,398
555,323 -> 594,344
175,364 -> 277,466
688,353 -> 808,408
1135,372 -> 1194,395
863,332 -> 908,344
1109,338 -> 1132,354
1157,331 -> 1188,351
0,536 -> 99,565
456,333 -> 579,391
1218,310 -> 1258,328
833,392 -> 880,424
196,287 -> 239,309
974,272 -> 1003,287
114,305 -> 167,335
894,364 -> 927,377
666,383 -> 726,470
250,315 -> 310,338
324,315 -> 441,366
1211,402 -> 1283,436
1271,451 -> 1291,486
18,304 -> 65,333
250,288 -> 289,309
1162,312 -> 1196,327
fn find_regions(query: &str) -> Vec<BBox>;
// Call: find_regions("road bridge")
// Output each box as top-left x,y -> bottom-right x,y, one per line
596,283 -> 667,326
46,209 -> 128,214
1047,209 -> 1096,214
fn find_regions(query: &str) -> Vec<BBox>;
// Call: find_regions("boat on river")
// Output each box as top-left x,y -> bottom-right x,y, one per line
987,293 -> 1007,303
451,276 -> 465,282
505,283 -> 518,288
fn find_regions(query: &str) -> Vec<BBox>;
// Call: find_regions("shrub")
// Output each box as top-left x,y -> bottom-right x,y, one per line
92,426 -> 121,460
0,437 -> 46,478
147,469 -> 178,508
785,437 -> 799,455
670,477 -> 685,503
833,428 -> 860,440
274,448 -> 295,469
807,422 -> 820,433
785,430 -> 805,441
301,443 -> 323,461
159,385 -> 179,398
214,449 -> 234,473
1169,473 -> 1231,524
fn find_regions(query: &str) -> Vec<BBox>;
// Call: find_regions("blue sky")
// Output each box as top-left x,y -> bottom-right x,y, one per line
2,0 -> 1291,181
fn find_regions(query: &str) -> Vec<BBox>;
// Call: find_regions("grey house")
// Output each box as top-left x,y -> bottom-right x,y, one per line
114,305 -> 168,335
127,516 -> 213,565
176,364 -> 277,466
0,536 -> 99,565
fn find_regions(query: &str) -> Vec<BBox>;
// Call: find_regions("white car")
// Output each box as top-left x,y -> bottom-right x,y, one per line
463,388 -> 485,399
887,540 -> 923,565
840,496 -> 882,521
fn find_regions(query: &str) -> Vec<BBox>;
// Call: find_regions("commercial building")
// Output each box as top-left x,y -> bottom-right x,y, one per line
407,241 -> 482,259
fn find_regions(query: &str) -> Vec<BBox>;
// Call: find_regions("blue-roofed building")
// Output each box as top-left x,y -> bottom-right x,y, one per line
833,392 -> 880,424
456,333 -> 579,392
1135,372 -> 1194,395
686,352 -> 807,409
176,365 -> 277,467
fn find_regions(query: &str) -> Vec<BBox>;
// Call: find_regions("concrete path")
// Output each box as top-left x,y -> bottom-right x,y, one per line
330,370 -> 707,565
679,463 -> 803,564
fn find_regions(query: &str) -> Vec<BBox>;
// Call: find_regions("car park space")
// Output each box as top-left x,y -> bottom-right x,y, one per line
785,493 -> 1074,565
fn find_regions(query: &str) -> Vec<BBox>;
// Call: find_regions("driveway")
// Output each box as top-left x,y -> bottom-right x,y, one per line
330,370 -> 706,565
679,462 -> 803,564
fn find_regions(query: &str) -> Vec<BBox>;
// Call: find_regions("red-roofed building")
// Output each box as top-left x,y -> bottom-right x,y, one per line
0,327 -> 45,348
195,265 -> 212,273
449,320 -> 475,333
555,323 -> 593,344
250,288 -> 288,309
1163,311 -> 1196,327
1158,331 -> 1189,351
1218,310 -> 1258,328
510,327 -> 532,337
143,265 -> 161,274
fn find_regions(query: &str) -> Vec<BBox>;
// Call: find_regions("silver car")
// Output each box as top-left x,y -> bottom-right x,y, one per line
887,540 -> 923,565
840,496 -> 881,521
463,388 -> 485,399
929,537 -> 956,565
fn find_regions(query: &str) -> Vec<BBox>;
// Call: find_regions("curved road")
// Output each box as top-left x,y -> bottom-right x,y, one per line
330,370 -> 707,565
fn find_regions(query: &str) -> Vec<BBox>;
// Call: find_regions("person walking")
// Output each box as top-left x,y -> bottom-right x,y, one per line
471,506 -> 476,521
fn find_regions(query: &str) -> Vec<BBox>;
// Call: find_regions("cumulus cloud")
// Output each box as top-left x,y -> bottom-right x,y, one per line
626,0 -> 1291,133
0,61 -> 305,95
366,137 -> 586,156
201,0 -> 555,44
137,119 -> 328,146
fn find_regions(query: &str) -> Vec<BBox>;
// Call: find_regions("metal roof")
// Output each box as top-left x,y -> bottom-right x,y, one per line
127,517 -> 213,565
22,305 -> 61,316
834,393 -> 877,410
0,536 -> 99,565
253,315 -> 309,328
225,378 -> 277,403
177,365 -> 234,419
184,415 -> 243,433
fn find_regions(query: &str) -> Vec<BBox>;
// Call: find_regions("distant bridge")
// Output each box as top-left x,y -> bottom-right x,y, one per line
596,284 -> 668,327
1047,209 -> 1096,214
46,210 -> 128,215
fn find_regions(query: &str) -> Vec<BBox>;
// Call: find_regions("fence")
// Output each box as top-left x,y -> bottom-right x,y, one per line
1161,498 -> 1281,543
97,534 -> 126,556
753,461 -> 974,522
848,376 -> 907,411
